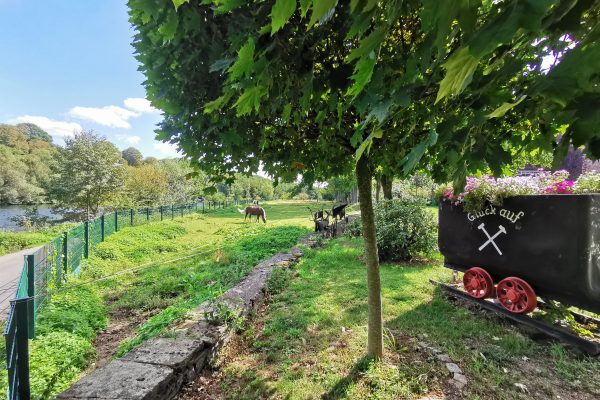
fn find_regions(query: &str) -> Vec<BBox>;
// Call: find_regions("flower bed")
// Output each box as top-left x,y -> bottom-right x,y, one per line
438,170 -> 600,212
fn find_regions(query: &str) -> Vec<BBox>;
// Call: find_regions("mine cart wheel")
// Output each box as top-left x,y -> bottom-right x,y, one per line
463,267 -> 494,299
496,277 -> 537,314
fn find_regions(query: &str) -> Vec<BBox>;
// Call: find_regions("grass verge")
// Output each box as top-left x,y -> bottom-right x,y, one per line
211,237 -> 600,400
1,201 -> 314,399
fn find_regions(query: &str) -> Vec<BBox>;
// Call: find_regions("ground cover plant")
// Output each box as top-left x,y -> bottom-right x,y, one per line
0,223 -> 74,256
0,201 -> 314,399
188,237 -> 600,400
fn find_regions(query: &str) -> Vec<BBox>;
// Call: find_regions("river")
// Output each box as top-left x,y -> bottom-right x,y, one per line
0,205 -> 63,231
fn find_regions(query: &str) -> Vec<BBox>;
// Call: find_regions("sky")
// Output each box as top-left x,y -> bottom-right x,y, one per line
0,0 -> 179,158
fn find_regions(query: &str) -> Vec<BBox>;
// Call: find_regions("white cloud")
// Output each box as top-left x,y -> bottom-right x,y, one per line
153,142 -> 180,157
68,98 -> 159,129
116,134 -> 141,144
9,115 -> 82,137
123,98 -> 159,114
68,105 -> 138,129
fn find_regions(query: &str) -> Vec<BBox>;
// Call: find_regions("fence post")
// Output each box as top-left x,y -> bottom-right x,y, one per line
12,297 -> 32,400
26,254 -> 35,338
84,221 -> 89,258
160,206 -> 163,221
63,231 -> 68,276
181,205 -> 184,218
146,207 -> 150,222
115,211 -> 119,232
101,214 -> 105,241
172,205 -> 175,219
202,202 -> 205,214
130,209 -> 134,226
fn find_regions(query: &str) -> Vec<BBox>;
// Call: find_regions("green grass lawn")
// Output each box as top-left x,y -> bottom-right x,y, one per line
1,201 -> 316,399
215,237 -> 600,400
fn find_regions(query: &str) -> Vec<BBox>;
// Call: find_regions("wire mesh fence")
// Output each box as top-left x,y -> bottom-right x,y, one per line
2,199 -> 239,400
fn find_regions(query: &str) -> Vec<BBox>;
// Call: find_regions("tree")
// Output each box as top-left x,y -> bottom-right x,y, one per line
129,0 -> 600,358
0,123 -> 58,204
16,123 -> 52,142
122,146 -> 144,166
116,164 -> 169,207
48,130 -> 123,218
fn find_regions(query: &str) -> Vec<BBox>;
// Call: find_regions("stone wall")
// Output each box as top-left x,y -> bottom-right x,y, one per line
58,237 -> 312,400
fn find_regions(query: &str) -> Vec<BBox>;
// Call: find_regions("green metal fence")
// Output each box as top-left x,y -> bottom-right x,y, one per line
3,199 -> 238,400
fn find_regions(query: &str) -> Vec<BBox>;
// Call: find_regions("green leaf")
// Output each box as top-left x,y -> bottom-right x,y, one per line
354,129 -> 383,161
172,0 -> 189,9
209,58 -> 235,73
228,38 -> 255,80
487,95 -> 527,118
402,129 -> 438,174
158,10 -> 179,41
346,55 -> 376,99
233,86 -> 263,116
307,0 -> 337,29
213,0 -> 246,13
282,104 -> 292,122
271,0 -> 296,34
299,0 -> 312,17
435,47 -> 479,103
346,27 -> 386,62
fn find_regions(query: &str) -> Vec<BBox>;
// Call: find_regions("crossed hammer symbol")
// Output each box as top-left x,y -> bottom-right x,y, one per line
477,223 -> 506,255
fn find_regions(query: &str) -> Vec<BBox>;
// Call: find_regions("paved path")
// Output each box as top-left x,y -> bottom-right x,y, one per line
0,247 -> 41,320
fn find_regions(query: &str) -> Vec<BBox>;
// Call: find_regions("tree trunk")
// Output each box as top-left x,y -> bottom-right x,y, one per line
381,174 -> 393,200
356,156 -> 384,359
375,176 -> 381,202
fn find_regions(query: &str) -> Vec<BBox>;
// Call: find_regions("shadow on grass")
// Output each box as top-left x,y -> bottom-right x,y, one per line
221,368 -> 282,400
321,356 -> 372,400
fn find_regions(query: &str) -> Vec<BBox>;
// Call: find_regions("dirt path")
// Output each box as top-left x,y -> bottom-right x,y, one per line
0,246 -> 41,319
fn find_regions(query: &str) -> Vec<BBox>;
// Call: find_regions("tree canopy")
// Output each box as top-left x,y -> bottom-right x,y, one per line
122,146 -> 144,166
129,0 -> 600,358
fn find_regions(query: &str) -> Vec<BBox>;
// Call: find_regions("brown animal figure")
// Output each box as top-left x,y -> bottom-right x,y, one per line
238,206 -> 267,223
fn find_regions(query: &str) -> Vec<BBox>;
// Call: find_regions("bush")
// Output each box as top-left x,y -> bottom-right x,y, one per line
574,172 -> 600,193
347,200 -> 437,262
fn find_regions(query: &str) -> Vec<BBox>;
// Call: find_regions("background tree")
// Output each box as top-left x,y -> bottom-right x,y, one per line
129,0 -> 599,358
114,163 -> 169,207
0,123 -> 58,204
121,146 -> 144,166
48,130 -> 123,218
16,123 -> 53,142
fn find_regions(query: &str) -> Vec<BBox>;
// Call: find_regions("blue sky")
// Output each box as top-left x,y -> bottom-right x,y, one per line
0,0 -> 178,158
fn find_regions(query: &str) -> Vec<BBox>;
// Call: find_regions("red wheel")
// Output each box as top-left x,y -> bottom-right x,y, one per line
496,277 -> 537,313
463,267 -> 494,299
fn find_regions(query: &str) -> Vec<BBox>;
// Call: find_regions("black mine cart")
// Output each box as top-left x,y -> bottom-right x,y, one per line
438,194 -> 600,315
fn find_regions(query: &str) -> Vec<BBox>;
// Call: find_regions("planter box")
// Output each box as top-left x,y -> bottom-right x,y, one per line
438,195 -> 600,314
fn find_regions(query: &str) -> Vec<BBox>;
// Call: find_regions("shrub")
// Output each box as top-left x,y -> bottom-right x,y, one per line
574,172 -> 600,194
347,200 -> 437,262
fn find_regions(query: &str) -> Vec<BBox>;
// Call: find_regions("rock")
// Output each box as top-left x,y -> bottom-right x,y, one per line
445,362 -> 462,374
58,360 -> 178,400
437,354 -> 452,363
514,383 -> 529,394
453,373 -> 468,385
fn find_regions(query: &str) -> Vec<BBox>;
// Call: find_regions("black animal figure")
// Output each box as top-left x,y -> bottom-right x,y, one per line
332,203 -> 348,221
314,211 -> 331,235
307,207 -> 325,221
